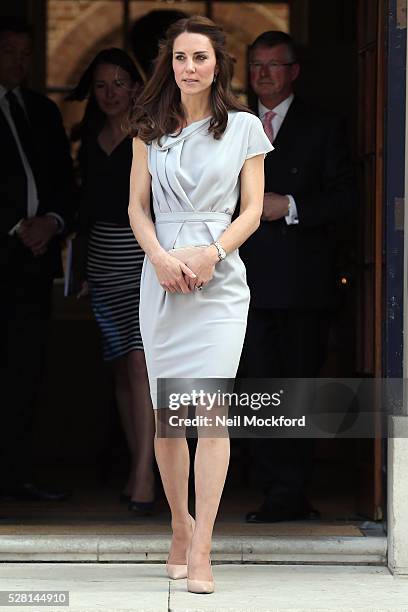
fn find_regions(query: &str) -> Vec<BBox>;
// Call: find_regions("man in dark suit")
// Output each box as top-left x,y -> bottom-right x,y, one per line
0,17 -> 74,500
240,31 -> 356,522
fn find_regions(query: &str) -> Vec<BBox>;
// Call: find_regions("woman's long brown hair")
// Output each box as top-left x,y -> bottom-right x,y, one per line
128,15 -> 251,143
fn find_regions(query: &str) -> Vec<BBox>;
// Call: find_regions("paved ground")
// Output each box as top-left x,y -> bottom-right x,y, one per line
0,563 -> 408,611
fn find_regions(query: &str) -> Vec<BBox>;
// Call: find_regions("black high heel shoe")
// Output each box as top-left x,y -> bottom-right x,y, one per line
128,500 -> 154,516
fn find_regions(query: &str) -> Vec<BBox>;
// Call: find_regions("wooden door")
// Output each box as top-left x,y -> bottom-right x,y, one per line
355,0 -> 386,520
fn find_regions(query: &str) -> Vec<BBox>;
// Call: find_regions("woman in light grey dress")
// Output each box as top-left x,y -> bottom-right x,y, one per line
128,16 -> 272,594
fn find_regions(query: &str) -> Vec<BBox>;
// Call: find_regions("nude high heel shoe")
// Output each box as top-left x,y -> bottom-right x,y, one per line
187,558 -> 214,594
166,515 -> 195,580
166,563 -> 188,580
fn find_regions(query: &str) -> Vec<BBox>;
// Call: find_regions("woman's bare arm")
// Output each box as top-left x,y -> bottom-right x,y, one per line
128,137 -> 162,260
212,153 -> 265,254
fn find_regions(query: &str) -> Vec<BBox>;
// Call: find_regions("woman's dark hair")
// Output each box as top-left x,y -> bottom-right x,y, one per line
67,47 -> 144,140
128,15 -> 250,143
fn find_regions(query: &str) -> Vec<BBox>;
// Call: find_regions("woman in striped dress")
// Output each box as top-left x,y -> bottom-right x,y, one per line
69,49 -> 155,513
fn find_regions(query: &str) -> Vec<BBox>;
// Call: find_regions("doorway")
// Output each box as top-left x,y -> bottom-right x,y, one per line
0,0 -> 387,537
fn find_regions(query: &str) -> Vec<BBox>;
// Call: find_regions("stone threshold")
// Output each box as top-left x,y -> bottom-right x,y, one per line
0,535 -> 387,564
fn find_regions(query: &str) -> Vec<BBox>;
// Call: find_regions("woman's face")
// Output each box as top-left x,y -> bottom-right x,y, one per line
172,32 -> 217,98
93,63 -> 134,117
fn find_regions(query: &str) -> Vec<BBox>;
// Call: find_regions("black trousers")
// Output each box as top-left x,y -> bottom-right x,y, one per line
241,307 -> 330,512
0,237 -> 54,488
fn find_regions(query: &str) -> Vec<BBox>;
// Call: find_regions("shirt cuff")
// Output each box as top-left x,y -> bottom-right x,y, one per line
46,212 -> 65,234
285,195 -> 299,225
8,218 -> 25,235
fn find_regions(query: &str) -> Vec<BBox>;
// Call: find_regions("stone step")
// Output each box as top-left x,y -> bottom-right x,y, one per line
0,535 -> 387,564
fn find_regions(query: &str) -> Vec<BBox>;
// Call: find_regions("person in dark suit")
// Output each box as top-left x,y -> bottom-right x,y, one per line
240,31 -> 356,522
0,17 -> 74,501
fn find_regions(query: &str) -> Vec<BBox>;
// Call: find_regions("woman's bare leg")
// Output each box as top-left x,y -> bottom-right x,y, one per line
113,356 -> 138,495
113,350 -> 155,501
154,416 -> 193,564
188,436 -> 230,581
126,350 -> 155,501
187,403 -> 230,582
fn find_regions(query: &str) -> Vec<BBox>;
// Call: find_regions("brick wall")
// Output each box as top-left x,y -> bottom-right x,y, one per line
46,1 -> 289,130
48,0 -> 94,54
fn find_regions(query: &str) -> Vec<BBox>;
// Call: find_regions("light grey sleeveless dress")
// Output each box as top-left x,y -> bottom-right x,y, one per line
139,111 -> 273,408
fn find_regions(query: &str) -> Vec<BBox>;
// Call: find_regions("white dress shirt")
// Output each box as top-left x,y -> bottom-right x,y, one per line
258,93 -> 299,225
0,84 -> 63,234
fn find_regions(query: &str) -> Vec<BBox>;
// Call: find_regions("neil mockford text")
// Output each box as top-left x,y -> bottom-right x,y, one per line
167,413 -> 306,428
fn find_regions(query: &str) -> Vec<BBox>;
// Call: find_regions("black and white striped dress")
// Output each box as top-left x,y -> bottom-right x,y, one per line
87,222 -> 145,361
79,136 -> 145,361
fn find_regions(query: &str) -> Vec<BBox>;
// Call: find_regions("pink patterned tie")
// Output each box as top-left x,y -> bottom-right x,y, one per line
262,109 -> 276,143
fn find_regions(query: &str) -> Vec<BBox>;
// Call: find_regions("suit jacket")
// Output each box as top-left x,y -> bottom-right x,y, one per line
240,96 -> 356,310
0,87 -> 74,277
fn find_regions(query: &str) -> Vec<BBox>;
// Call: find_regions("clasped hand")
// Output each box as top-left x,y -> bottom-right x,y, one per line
17,216 -> 58,256
261,192 -> 290,221
152,246 -> 217,293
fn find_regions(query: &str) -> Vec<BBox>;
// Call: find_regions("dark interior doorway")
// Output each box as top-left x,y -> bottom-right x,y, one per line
1,0 -> 385,531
